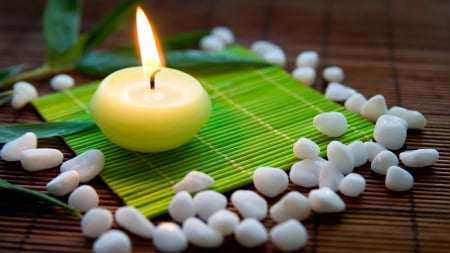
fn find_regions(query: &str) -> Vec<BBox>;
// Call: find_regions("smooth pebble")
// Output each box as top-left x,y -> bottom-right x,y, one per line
211,26 -> 234,44
371,150 -> 399,175
193,190 -> 227,220
348,141 -> 368,167
324,82 -> 356,101
385,166 -> 414,191
153,222 -> 188,253
234,218 -> 268,248
345,93 -> 367,114
292,67 -> 316,86
295,51 -> 319,68
115,206 -> 155,239
319,161 -> 344,191
68,184 -> 99,212
308,187 -> 345,213
339,173 -> 366,197
81,207 -> 113,238
173,170 -> 214,193
231,190 -> 267,220
327,141 -> 354,175
199,35 -> 224,51
182,217 -> 224,248
0,132 -> 37,161
270,191 -> 311,223
374,115 -> 407,150
322,66 -> 344,82
387,106 -> 427,129
11,81 -> 38,109
289,158 -> 323,188
92,230 -> 131,253
360,94 -> 388,122
253,166 -> 288,197
250,40 -> 280,56
313,112 -> 348,137
207,209 -> 240,236
50,74 -> 75,91
21,148 -> 64,172
293,137 -> 320,159
60,149 -> 104,182
399,149 -> 439,167
169,191 -> 196,223
262,48 -> 286,66
364,141 -> 386,162
46,170 -> 80,196
270,219 -> 308,252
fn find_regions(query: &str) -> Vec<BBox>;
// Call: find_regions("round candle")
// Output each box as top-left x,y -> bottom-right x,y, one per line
90,66 -> 211,152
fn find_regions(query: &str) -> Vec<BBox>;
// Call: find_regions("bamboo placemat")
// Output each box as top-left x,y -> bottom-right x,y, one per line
32,60 -> 374,218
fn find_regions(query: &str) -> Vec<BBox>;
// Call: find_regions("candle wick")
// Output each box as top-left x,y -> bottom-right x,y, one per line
150,69 -> 161,90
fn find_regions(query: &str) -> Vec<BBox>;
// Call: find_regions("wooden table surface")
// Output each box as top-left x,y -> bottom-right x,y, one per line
1,0 -> 449,252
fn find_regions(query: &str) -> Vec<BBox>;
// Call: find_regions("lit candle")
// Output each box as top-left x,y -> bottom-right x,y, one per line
90,7 -> 211,152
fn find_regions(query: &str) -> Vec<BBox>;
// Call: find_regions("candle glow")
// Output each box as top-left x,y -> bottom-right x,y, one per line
136,6 -> 164,70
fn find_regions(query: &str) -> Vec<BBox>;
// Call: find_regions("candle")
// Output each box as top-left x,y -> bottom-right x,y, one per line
89,7 -> 211,152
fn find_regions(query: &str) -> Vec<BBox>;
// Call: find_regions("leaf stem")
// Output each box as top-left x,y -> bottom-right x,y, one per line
4,63 -> 76,87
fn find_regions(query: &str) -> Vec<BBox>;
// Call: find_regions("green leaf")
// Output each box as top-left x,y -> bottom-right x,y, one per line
77,47 -> 139,77
0,65 -> 24,88
43,0 -> 82,66
0,179 -> 81,217
161,30 -> 209,50
0,121 -> 96,143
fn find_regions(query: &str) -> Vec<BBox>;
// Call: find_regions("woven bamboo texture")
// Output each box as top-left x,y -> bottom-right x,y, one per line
1,0 -> 449,252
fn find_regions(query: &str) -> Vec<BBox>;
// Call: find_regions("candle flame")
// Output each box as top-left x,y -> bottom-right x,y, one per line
136,6 -> 164,71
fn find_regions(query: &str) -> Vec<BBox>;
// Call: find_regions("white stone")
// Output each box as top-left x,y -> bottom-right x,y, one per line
92,230 -> 131,253
11,81 -> 38,109
289,158 -> 323,188
211,26 -> 234,44
262,48 -> 286,66
234,218 -> 268,248
0,132 -> 37,161
385,166 -> 414,191
399,149 -> 439,167
207,209 -> 240,236
270,191 -> 311,223
68,184 -> 99,212
193,190 -> 227,221
322,66 -> 344,83
360,94 -> 388,122
253,166 -> 288,197
50,74 -> 75,91
324,82 -> 356,101
81,207 -> 113,238
388,106 -> 427,129
115,206 -> 155,239
199,35 -> 225,52
295,51 -> 319,68
169,191 -> 196,223
21,148 -> 64,172
374,115 -> 407,150
345,93 -> 367,114
153,222 -> 188,253
182,217 -> 224,248
327,141 -> 354,175
250,40 -> 280,56
339,173 -> 366,197
46,170 -> 80,196
308,187 -> 345,213
293,137 -> 320,159
292,67 -> 316,86
371,150 -> 399,175
348,140 -> 368,167
231,190 -> 267,220
313,112 -> 348,137
173,170 -> 214,193
270,219 -> 308,252
364,141 -> 386,162
60,149 -> 104,183
319,161 -> 344,191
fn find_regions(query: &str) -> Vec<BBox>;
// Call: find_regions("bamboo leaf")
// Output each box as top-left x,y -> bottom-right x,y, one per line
0,179 -> 81,217
77,47 -> 139,77
161,30 -> 209,50
0,121 -> 96,143
43,0 -> 82,66
0,65 -> 24,88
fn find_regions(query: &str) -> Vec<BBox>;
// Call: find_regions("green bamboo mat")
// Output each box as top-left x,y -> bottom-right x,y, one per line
32,59 -> 374,218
